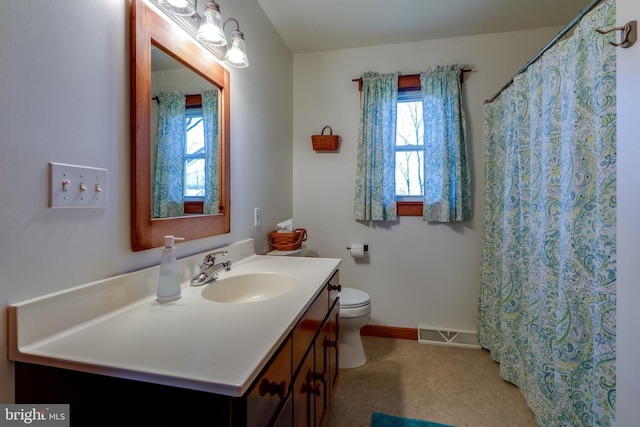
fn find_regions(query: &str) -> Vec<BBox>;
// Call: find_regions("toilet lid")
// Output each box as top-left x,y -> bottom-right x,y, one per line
339,287 -> 370,308
266,244 -> 307,256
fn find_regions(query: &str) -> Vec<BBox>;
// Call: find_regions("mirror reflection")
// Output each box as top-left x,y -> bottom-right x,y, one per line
151,45 -> 221,218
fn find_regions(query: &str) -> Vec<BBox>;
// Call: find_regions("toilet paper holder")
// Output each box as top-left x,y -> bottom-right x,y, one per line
347,244 -> 369,259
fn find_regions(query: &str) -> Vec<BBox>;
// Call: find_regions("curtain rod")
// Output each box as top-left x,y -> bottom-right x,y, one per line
151,93 -> 204,106
484,0 -> 604,104
351,68 -> 473,90
151,93 -> 201,101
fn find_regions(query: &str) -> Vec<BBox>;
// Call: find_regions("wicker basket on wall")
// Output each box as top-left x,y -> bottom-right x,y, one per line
311,126 -> 339,151
269,228 -> 307,251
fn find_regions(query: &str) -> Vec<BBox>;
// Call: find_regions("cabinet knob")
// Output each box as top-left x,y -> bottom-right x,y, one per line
309,383 -> 322,396
329,284 -> 342,292
260,379 -> 288,400
325,338 -> 337,348
314,371 -> 327,383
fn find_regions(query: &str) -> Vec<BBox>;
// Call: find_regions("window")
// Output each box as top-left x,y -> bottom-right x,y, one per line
184,108 -> 205,199
396,76 -> 424,216
354,69 -> 470,220
183,94 -> 206,214
396,89 -> 423,201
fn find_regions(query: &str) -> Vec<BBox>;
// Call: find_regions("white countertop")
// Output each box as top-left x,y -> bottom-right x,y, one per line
8,240 -> 341,397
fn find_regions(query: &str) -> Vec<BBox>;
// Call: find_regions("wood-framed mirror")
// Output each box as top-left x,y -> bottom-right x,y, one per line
131,0 -> 230,251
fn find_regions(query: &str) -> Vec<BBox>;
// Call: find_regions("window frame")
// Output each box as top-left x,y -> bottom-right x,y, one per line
355,75 -> 425,216
355,71 -> 467,216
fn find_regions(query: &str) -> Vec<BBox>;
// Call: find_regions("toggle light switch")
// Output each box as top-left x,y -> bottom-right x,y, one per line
49,162 -> 108,208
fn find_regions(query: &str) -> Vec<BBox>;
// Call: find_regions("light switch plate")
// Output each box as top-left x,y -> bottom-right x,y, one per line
254,208 -> 261,227
49,162 -> 108,208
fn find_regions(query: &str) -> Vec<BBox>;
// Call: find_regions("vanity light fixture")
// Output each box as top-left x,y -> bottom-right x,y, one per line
157,0 -> 197,16
222,18 -> 249,68
155,0 -> 250,68
196,1 -> 227,46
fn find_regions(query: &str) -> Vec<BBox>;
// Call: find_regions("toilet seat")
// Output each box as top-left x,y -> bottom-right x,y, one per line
339,304 -> 371,318
339,288 -> 371,318
339,287 -> 370,308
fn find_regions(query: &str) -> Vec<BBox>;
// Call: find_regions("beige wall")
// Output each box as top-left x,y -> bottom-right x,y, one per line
292,28 -> 561,330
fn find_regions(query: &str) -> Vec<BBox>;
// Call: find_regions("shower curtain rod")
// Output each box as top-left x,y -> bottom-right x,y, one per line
484,0 -> 604,104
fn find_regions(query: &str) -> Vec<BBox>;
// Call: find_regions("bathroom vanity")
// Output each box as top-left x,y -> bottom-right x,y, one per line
8,240 -> 341,426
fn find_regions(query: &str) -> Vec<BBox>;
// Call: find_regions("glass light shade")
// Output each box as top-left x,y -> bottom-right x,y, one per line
223,31 -> 249,68
197,3 -> 227,47
157,0 -> 196,16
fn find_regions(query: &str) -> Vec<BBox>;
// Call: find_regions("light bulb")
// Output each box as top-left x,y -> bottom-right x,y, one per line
223,31 -> 249,68
197,2 -> 227,47
158,0 -> 196,16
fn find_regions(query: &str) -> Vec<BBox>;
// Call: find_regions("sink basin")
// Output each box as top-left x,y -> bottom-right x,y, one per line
201,272 -> 296,303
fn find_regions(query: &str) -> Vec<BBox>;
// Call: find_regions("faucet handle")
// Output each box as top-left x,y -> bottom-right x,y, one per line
203,250 -> 228,266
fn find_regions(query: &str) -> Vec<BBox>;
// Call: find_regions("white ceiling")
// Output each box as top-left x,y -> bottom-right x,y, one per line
256,0 -> 595,54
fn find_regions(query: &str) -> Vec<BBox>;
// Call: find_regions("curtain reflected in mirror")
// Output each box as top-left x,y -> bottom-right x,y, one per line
151,45 -> 220,218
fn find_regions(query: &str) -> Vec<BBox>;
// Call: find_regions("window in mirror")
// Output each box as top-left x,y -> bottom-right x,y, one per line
184,105 -> 205,199
151,45 -> 221,218
183,96 -> 207,215
152,93 -> 214,216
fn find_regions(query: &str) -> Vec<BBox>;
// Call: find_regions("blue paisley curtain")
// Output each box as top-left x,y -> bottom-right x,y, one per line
420,65 -> 471,222
353,71 -> 398,221
153,92 -> 185,218
479,1 -> 616,425
202,90 -> 219,215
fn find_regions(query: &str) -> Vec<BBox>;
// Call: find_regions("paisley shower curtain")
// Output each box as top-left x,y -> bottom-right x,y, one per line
478,0 -> 616,425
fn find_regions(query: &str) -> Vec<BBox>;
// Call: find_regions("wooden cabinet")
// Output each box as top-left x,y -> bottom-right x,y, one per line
15,270 -> 341,427
320,302 -> 340,423
292,272 -> 340,427
293,344 -> 317,426
246,337 -> 292,426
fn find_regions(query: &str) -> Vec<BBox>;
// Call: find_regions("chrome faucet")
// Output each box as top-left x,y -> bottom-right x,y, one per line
190,250 -> 232,286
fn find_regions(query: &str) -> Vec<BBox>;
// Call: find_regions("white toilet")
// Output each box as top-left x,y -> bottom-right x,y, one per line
266,245 -> 372,369
338,287 -> 371,369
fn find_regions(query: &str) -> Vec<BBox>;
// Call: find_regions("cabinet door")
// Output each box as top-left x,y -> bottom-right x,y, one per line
293,287 -> 328,370
315,319 -> 330,427
271,394 -> 293,427
246,337 -> 292,427
315,302 -> 339,427
293,347 -> 316,427
326,301 -> 340,401
328,271 -> 341,308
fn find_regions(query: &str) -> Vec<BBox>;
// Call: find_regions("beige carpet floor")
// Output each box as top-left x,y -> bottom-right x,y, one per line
327,336 -> 537,427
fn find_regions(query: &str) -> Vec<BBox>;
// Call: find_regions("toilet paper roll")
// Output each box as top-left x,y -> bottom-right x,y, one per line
349,244 -> 366,259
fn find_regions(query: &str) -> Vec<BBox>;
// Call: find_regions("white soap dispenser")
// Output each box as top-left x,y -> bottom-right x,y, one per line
156,235 -> 185,302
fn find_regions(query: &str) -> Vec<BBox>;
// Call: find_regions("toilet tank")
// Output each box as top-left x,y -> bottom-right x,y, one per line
266,244 -> 307,257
